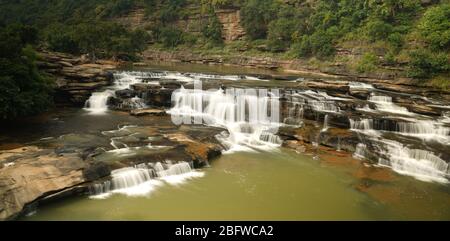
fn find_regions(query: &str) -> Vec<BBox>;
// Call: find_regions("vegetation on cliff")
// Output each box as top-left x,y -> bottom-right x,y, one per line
0,24 -> 53,120
0,0 -> 448,87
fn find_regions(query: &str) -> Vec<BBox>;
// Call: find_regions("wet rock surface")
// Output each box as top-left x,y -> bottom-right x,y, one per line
37,51 -> 117,105
0,120 -> 223,220
3,68 -> 450,220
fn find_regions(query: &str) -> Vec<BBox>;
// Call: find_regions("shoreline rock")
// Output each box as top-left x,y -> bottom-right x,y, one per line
37,51 -> 118,106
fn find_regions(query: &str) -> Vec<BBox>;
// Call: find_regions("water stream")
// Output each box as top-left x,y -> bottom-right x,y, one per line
2,64 -> 448,220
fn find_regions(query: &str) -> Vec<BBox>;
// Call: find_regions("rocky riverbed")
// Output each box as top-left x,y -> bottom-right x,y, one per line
1,61 -> 449,220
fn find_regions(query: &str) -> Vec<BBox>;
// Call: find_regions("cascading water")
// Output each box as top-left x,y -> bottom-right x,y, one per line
322,114 -> 329,132
85,72 -> 143,114
378,140 -> 449,183
169,87 -> 281,152
90,161 -> 203,197
368,95 -> 412,115
350,116 -> 450,182
84,91 -> 114,114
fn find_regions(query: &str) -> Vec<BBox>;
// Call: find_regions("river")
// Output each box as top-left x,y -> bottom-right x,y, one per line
1,63 -> 448,220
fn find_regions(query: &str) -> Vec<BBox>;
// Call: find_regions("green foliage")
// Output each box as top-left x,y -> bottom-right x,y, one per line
154,26 -> 185,48
387,32 -> 404,52
365,19 -> 393,42
0,24 -> 53,120
45,24 -> 80,54
357,53 -> 378,73
106,0 -> 135,17
267,17 -> 297,52
418,4 -> 450,50
384,51 -> 396,65
407,49 -> 449,79
241,0 -> 278,40
202,11 -> 224,44
45,22 -> 149,60
290,36 -> 312,58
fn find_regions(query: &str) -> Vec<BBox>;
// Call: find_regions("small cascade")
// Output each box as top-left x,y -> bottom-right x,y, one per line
349,82 -> 374,89
169,87 -> 281,152
284,101 -> 304,126
397,121 -> 449,136
85,72 -> 144,114
350,119 -> 373,130
309,100 -> 340,113
288,90 -> 341,113
379,140 -> 449,183
84,91 -> 114,115
368,95 -> 412,115
90,161 -> 202,197
336,136 -> 341,152
321,114 -> 329,132
350,118 -> 449,143
353,143 -> 367,160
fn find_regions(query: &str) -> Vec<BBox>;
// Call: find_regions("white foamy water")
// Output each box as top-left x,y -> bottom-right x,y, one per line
85,72 -> 143,115
90,161 -> 203,198
350,118 -> 450,144
169,87 -> 282,152
379,140 -> 449,183
349,82 -> 374,89
368,95 -> 413,115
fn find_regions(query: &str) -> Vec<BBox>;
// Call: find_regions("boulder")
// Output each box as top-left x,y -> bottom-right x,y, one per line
116,89 -> 137,99
0,147 -> 88,220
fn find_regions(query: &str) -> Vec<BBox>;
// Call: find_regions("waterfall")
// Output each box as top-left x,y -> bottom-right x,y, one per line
169,87 -> 282,152
84,91 -> 114,114
322,114 -> 330,132
397,121 -> 449,137
90,161 -> 202,197
84,72 -> 143,115
350,119 -> 373,130
368,95 -> 412,115
353,143 -> 367,160
379,140 -> 449,183
350,118 -> 449,143
349,82 -> 374,89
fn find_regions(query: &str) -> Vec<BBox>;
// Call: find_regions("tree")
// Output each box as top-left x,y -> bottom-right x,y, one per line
407,49 -> 449,79
418,4 -> 450,50
0,24 -> 53,120
241,0 -> 278,40
202,10 -> 223,44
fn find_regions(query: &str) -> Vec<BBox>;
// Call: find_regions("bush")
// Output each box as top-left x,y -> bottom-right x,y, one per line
45,24 -> 80,54
365,19 -> 393,42
108,0 -> 135,17
290,30 -> 335,59
290,36 -> 312,58
387,32 -> 404,51
241,0 -> 278,40
357,53 -> 378,73
418,4 -> 450,50
309,30 -> 335,58
46,21 -> 149,60
384,51 -> 396,65
267,18 -> 297,52
407,49 -> 449,78
0,24 -> 53,120
157,26 -> 184,48
202,12 -> 223,44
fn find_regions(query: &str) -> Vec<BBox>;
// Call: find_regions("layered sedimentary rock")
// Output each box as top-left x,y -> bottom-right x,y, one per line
37,51 -> 117,105
0,127 -> 222,220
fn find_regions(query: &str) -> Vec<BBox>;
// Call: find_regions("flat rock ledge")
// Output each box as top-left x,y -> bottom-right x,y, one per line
37,51 -> 118,105
0,129 -> 222,220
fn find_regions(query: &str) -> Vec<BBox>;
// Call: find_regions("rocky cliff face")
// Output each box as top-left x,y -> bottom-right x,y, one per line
37,51 -> 117,106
